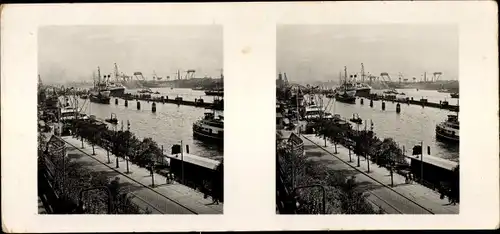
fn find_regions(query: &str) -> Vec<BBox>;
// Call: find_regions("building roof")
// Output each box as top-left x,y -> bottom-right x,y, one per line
167,153 -> 220,170
406,153 -> 458,171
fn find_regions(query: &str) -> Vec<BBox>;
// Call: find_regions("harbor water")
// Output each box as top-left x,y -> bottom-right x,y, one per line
309,89 -> 459,162
72,87 -> 223,160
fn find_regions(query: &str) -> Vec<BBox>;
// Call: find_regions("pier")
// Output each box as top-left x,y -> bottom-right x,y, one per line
359,95 -> 459,112
114,93 -> 224,111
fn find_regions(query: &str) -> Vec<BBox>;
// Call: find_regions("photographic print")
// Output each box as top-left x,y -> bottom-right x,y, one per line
276,25 -> 459,214
37,25 -> 224,214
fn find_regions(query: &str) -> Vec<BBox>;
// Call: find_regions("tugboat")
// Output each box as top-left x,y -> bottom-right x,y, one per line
435,114 -> 459,142
334,67 -> 356,104
192,111 -> 224,144
138,88 -> 153,94
105,113 -> 118,125
349,113 -> 363,124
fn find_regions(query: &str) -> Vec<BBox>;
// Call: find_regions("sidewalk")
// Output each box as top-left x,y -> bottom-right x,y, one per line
62,136 -> 223,214
301,134 -> 459,214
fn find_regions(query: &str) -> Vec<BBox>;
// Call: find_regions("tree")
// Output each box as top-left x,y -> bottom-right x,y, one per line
337,176 -> 376,214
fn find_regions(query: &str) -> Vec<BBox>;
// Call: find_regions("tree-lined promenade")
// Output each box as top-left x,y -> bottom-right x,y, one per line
67,119 -> 224,203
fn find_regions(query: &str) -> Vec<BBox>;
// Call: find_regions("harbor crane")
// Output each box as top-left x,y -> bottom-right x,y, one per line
184,70 -> 196,80
379,72 -> 392,89
432,72 -> 442,82
133,72 -> 146,81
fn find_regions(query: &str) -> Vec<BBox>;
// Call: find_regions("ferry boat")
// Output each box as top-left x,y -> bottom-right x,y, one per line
435,114 -> 459,142
192,111 -> 224,144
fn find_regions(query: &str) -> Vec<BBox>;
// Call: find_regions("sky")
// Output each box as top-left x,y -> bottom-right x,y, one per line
277,24 -> 458,83
38,25 -> 223,84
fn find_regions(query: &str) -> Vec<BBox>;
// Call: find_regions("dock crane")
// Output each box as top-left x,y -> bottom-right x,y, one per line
379,72 -> 392,89
184,70 -> 196,80
432,72 -> 442,82
133,72 -> 146,81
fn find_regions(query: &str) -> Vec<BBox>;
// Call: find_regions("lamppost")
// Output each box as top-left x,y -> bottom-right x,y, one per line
125,120 -> 131,174
114,125 -> 119,169
150,161 -> 155,188
105,139 -> 111,164
356,123 -> 360,167
420,141 -> 424,183
92,131 -> 96,155
390,152 -> 394,187
180,140 -> 185,185
348,140 -> 353,163
293,184 -> 327,214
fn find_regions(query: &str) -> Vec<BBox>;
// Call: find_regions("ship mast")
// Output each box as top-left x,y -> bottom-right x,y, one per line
361,63 -> 365,83
97,67 -> 101,84
344,66 -> 348,84
114,63 -> 119,82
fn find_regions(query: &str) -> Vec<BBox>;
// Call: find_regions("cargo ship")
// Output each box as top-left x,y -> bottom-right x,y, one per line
89,67 -> 111,104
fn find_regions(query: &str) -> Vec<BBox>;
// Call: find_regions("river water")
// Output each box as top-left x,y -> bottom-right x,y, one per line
72,87 -> 223,160
309,88 -> 459,162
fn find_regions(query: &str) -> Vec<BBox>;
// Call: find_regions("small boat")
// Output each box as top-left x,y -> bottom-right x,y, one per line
105,113 -> 118,124
450,93 -> 459,98
349,113 -> 363,124
383,89 -> 399,95
154,91 -> 160,94
138,88 -> 153,94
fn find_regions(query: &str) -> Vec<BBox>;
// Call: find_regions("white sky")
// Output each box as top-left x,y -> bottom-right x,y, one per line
38,25 -> 223,83
277,24 -> 458,83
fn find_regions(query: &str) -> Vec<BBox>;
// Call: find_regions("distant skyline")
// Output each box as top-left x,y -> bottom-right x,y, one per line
277,25 -> 458,83
38,25 -> 223,84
